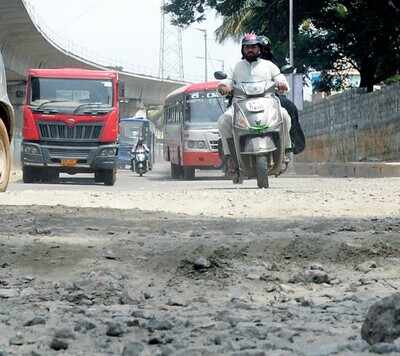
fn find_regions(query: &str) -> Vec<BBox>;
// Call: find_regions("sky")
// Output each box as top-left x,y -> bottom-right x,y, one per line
28,0 -> 241,83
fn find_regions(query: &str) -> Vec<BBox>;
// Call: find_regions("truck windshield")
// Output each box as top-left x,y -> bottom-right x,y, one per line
30,77 -> 113,108
185,91 -> 227,126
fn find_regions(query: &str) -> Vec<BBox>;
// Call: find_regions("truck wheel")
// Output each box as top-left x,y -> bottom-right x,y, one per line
0,120 -> 11,192
41,168 -> 59,183
22,166 -> 35,183
103,169 -> 116,186
94,170 -> 104,183
171,163 -> 182,179
183,167 -> 195,180
256,156 -> 269,189
51,169 -> 59,182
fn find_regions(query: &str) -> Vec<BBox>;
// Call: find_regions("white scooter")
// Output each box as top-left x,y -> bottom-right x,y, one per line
131,148 -> 148,177
215,68 -> 292,188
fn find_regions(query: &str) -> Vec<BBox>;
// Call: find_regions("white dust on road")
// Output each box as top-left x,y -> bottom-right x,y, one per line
1,177 -> 399,219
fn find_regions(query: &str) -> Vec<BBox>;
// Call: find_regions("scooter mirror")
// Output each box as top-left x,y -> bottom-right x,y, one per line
280,65 -> 294,74
214,71 -> 227,80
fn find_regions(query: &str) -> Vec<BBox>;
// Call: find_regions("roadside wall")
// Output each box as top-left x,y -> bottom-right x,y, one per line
297,84 -> 400,162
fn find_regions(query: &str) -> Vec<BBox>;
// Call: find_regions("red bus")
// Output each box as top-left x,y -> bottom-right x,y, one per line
163,81 -> 227,179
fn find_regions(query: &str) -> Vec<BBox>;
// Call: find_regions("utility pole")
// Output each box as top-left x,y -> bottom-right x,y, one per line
289,0 -> 294,66
159,2 -> 165,80
197,28 -> 208,82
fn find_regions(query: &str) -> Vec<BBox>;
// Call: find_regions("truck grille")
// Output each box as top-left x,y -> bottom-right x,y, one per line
38,122 -> 102,141
47,147 -> 92,158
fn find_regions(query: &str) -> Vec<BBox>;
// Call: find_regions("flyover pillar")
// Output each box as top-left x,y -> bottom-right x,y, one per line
7,82 -> 25,169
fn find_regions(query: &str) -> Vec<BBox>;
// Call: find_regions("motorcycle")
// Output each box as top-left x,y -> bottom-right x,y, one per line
131,148 -> 149,177
215,67 -> 293,188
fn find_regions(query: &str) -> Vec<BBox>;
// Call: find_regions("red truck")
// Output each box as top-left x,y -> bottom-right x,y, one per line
21,68 -> 123,185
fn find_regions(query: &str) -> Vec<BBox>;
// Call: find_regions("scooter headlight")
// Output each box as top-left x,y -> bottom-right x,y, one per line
137,153 -> 146,161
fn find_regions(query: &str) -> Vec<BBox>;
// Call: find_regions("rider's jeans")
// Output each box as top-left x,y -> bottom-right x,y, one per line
218,105 -> 292,155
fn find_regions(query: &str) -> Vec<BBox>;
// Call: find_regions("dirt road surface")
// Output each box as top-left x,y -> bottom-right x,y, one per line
0,165 -> 400,355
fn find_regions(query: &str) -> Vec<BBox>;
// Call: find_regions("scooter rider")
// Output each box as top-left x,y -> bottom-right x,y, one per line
131,139 -> 150,172
133,139 -> 150,155
217,33 -> 292,168
131,139 -> 150,162
257,35 -> 306,155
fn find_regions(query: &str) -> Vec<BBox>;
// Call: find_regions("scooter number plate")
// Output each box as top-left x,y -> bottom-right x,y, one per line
246,100 -> 264,112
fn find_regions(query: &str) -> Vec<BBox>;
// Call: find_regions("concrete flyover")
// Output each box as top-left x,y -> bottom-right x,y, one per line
0,0 -> 185,107
0,0 -> 186,168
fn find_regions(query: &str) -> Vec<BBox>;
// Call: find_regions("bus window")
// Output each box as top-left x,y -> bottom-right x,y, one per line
167,107 -> 172,124
178,105 -> 183,123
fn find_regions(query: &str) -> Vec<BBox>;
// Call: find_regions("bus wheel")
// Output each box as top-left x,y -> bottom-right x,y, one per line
0,120 -> 11,192
183,167 -> 195,180
171,163 -> 182,179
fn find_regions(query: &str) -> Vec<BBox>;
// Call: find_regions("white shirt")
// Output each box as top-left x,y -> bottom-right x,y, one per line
132,144 -> 149,153
220,58 -> 289,92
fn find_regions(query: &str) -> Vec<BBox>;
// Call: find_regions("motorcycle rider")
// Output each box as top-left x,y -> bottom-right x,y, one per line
257,35 -> 306,154
217,33 -> 292,170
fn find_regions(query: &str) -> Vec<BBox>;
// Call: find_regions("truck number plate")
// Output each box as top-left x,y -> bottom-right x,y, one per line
246,100 -> 264,112
61,159 -> 77,167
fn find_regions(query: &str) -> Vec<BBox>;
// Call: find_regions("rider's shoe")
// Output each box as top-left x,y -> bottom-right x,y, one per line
232,172 -> 243,184
284,148 -> 292,164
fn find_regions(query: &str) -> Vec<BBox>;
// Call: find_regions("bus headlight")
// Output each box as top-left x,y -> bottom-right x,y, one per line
185,140 -> 207,150
196,141 -> 206,149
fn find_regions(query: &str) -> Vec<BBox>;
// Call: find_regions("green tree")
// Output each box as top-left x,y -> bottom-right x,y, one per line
163,0 -> 400,92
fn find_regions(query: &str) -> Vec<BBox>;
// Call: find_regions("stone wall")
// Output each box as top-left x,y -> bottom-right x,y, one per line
297,84 -> 400,162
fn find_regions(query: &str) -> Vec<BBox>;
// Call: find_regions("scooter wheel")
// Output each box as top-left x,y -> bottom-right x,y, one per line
256,156 -> 269,189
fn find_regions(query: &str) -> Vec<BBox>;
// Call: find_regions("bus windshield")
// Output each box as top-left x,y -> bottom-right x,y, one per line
185,91 -> 227,125
119,121 -> 144,144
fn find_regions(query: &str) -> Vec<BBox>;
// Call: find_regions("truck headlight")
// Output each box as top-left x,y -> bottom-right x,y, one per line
23,145 -> 40,155
100,148 -> 117,156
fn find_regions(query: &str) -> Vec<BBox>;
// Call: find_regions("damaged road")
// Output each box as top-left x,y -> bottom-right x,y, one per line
1,172 -> 400,355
